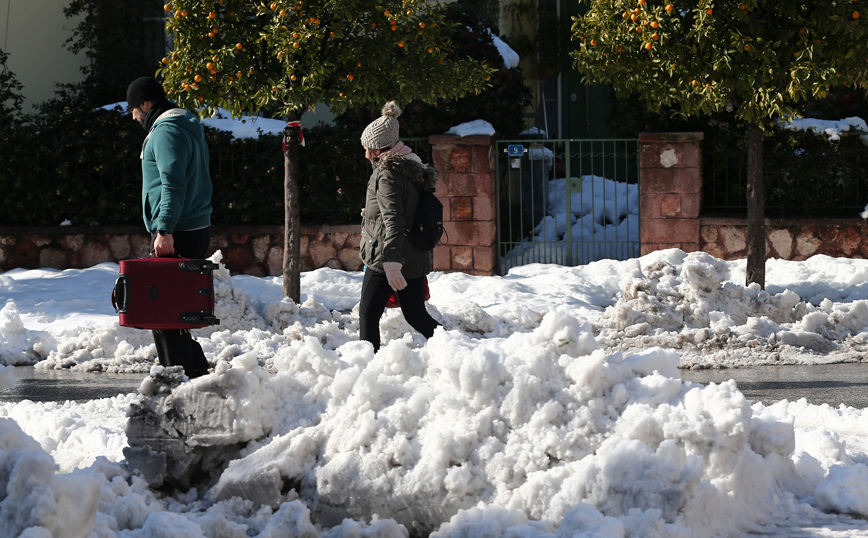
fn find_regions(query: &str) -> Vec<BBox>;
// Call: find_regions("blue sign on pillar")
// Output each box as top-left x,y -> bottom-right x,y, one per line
507,144 -> 525,156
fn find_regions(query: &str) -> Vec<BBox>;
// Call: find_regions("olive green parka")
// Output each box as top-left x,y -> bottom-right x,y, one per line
360,153 -> 437,279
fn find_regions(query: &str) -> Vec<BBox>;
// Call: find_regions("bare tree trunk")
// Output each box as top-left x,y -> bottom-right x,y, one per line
745,125 -> 765,289
282,119 -> 301,302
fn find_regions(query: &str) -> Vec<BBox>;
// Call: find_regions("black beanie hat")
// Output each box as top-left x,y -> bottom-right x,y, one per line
126,77 -> 166,110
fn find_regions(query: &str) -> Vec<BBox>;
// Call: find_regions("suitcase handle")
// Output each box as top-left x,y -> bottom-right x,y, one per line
112,275 -> 129,313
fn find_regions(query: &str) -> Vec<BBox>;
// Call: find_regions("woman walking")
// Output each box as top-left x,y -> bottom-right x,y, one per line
358,102 -> 440,351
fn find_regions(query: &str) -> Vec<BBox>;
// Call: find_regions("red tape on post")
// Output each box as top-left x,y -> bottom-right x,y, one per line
282,121 -> 305,153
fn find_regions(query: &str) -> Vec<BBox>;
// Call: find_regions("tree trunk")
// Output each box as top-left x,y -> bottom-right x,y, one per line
282,119 -> 301,302
745,125 -> 765,289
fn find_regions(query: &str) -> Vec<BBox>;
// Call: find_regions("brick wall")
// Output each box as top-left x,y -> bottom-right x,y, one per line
639,132 -> 704,255
429,134 -> 498,275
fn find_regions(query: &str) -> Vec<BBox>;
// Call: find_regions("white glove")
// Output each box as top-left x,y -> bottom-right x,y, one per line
383,262 -> 407,291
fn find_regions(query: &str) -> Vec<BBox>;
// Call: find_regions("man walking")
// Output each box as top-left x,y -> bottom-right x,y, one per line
127,76 -> 213,378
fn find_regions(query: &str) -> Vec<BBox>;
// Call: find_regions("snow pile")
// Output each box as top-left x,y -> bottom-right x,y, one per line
595,251 -> 868,367
503,175 -> 640,271
0,301 -> 55,366
4,250 -> 868,535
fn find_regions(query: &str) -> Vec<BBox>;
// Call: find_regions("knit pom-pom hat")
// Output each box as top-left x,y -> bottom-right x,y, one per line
360,101 -> 402,150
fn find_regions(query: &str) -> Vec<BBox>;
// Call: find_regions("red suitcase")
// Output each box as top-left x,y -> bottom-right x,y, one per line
111,258 -> 220,330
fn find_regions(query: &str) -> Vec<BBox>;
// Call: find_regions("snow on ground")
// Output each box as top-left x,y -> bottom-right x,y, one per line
1,250 -> 868,536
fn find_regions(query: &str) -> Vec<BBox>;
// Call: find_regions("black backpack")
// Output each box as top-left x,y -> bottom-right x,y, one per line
407,186 -> 445,250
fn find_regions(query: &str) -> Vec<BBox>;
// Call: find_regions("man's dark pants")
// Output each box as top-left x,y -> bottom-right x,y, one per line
151,227 -> 212,378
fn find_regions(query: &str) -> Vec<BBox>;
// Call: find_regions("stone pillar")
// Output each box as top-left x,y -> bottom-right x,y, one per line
428,134 -> 497,275
639,132 -> 704,255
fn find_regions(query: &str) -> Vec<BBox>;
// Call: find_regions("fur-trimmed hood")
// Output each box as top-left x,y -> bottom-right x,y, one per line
375,153 -> 437,190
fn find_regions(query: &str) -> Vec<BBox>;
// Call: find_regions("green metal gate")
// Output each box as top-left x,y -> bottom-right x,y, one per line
496,139 -> 641,275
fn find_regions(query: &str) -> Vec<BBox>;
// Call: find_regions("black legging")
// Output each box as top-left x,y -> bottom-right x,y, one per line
359,268 -> 440,351
150,227 -> 212,378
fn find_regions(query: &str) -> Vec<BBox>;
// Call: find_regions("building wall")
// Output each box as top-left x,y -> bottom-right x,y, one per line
0,0 -> 88,113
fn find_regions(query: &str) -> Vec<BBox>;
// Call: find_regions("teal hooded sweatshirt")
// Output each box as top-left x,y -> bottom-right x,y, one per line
141,109 -> 213,234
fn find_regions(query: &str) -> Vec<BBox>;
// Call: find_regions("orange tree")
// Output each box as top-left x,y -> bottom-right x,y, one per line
159,0 -> 493,301
571,0 -> 868,288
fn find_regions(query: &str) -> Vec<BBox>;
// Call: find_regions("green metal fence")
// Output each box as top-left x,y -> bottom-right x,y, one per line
496,139 -> 641,275
703,130 -> 868,216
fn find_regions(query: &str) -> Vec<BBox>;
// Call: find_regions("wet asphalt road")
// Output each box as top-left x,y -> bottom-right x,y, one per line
0,363 -> 867,408
0,366 -> 143,403
681,362 -> 868,409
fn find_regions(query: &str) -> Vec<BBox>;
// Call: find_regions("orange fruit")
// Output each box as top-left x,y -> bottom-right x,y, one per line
194,74 -> 202,82
428,47 -> 434,53
631,13 -> 639,20
666,4 -> 674,13
236,43 -> 243,50
705,8 -> 713,14
651,32 -> 659,40
384,10 -> 391,16
161,57 -> 169,64
270,3 -> 276,9
293,42 -> 300,48
347,74 -> 354,81
419,22 -> 425,28
590,39 -> 598,46
636,26 -> 643,32
854,11 -> 860,18
739,2 -> 746,8
277,51 -> 285,59
744,44 -> 751,50
280,9 -> 286,16
398,40 -> 404,47
651,21 -> 659,28
198,96 -> 204,101
164,3 -> 172,11
339,92 -> 345,97
645,42 -> 653,50
207,62 -> 214,70
209,11 -> 217,18
181,10 -> 188,17
291,74 -> 297,81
